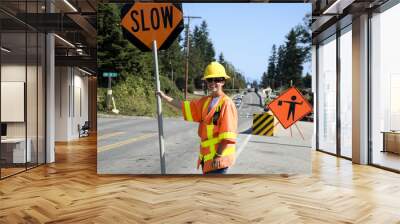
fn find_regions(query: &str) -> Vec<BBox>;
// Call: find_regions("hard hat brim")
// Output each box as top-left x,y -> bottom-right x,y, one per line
202,74 -> 231,80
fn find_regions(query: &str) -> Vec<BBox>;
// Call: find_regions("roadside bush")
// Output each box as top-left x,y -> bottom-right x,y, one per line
98,75 -> 183,117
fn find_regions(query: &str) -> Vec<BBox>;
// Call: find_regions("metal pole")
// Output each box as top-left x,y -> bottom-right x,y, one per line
107,76 -> 112,110
152,40 -> 166,174
294,123 -> 305,140
184,18 -> 190,100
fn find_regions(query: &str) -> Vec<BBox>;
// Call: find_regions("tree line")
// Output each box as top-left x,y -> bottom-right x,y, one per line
260,14 -> 312,90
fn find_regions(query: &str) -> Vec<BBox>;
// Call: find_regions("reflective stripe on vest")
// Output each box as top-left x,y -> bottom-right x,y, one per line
218,132 -> 237,141
199,118 -> 235,163
183,101 -> 193,121
202,97 -> 211,114
201,132 -> 237,147
206,125 -> 214,139
199,146 -> 235,162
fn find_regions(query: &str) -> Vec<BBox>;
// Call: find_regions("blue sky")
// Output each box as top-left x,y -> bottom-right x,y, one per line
182,3 -> 311,82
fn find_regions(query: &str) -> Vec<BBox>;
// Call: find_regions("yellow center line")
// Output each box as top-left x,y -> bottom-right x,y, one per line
97,132 -> 125,140
97,133 -> 157,153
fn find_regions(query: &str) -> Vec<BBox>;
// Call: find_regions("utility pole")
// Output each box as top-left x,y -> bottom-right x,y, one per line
183,16 -> 201,100
231,66 -> 235,90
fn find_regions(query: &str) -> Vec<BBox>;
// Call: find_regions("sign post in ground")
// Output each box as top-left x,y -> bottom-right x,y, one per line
103,72 -> 119,110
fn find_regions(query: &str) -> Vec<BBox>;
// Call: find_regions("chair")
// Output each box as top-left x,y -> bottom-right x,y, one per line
78,121 -> 90,138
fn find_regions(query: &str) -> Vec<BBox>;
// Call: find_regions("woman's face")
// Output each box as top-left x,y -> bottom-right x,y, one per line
206,78 -> 225,94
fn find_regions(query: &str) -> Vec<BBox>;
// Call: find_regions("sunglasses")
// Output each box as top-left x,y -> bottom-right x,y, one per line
205,78 -> 225,83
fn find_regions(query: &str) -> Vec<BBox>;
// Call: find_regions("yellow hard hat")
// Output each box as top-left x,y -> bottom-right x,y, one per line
202,61 -> 230,80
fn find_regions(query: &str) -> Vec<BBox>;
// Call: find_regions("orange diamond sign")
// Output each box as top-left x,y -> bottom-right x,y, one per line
120,3 -> 184,52
268,87 -> 313,129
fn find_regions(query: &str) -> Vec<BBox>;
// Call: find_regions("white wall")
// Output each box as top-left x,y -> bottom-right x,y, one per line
55,66 -> 70,141
55,67 -> 89,141
1,64 -> 26,81
73,69 -> 89,136
1,65 -> 27,138
1,63 -> 46,164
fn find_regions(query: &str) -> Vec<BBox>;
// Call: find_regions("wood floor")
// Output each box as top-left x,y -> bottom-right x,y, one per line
1,135 -> 400,223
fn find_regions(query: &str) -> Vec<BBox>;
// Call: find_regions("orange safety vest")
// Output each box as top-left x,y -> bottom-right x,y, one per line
181,93 -> 238,174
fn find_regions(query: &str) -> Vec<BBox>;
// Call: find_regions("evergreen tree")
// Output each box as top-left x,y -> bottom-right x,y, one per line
281,29 -> 304,87
97,3 -> 155,86
294,13 -> 312,63
262,44 -> 277,89
97,3 -> 129,86
190,21 -> 216,89
218,53 -> 225,65
275,45 -> 286,88
302,73 -> 312,88
198,21 -> 215,63
158,36 -> 185,83
266,14 -> 311,90
251,80 -> 258,89
261,72 -> 268,88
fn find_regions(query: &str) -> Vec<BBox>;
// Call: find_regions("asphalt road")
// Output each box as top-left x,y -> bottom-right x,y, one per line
97,91 -> 312,174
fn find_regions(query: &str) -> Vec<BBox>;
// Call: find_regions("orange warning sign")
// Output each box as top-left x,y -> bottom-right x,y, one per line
120,3 -> 184,51
268,87 -> 313,129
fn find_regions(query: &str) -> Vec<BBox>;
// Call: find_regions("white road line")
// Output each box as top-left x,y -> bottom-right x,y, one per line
235,134 -> 252,158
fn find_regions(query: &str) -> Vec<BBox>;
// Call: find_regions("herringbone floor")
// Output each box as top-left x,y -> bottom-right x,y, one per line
1,135 -> 400,224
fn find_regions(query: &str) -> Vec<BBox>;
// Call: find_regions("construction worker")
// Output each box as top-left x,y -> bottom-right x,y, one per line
157,61 -> 238,174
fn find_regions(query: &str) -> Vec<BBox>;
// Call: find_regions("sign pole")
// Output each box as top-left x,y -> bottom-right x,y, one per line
107,76 -> 112,110
294,123 -> 305,140
152,40 -> 166,174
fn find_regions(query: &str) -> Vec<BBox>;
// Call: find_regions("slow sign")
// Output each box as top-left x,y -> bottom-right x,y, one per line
120,3 -> 184,51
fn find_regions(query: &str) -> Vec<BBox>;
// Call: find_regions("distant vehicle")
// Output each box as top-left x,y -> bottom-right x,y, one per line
269,93 -> 277,99
234,97 -> 241,107
233,95 -> 242,101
